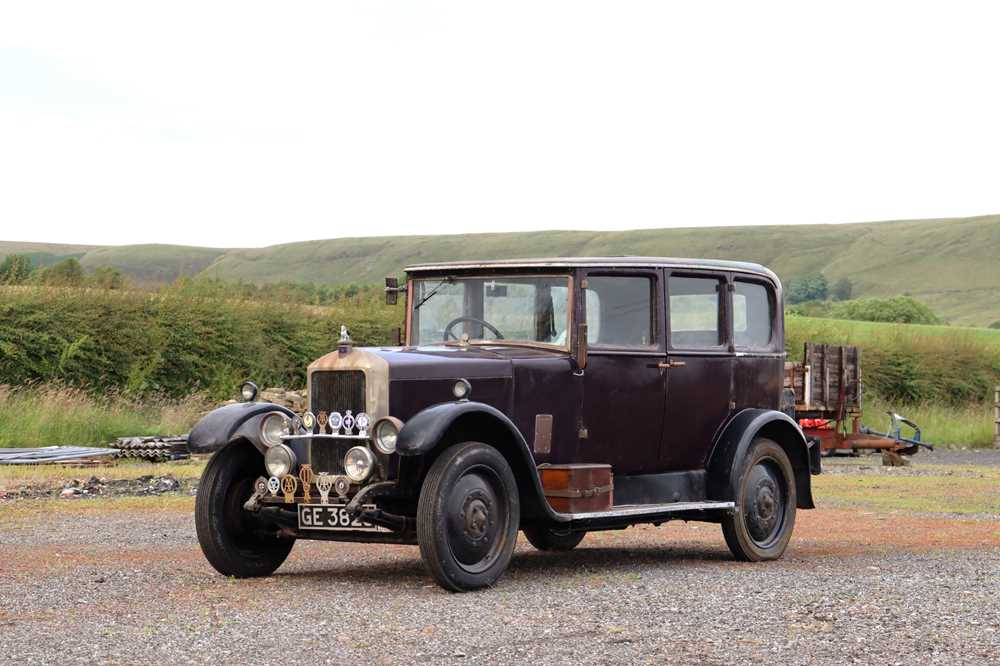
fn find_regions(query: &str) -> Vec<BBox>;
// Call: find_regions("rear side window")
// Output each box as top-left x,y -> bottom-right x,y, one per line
669,276 -> 723,348
585,276 -> 655,347
733,280 -> 773,348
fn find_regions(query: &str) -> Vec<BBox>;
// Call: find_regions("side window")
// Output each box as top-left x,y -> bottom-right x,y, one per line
733,280 -> 773,349
669,275 -> 723,348
585,276 -> 655,347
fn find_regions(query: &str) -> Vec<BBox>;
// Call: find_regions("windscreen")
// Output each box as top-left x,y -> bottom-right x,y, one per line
411,275 -> 571,346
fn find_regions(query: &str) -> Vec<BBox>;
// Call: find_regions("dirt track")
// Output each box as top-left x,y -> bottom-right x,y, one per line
2,498 -> 998,665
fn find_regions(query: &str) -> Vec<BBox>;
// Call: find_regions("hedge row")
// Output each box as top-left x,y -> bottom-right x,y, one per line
1,287 -> 996,407
0,287 -> 399,399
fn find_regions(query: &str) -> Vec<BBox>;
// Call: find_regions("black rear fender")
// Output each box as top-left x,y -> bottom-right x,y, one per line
188,402 -> 296,455
707,409 -> 818,510
396,401 -> 564,523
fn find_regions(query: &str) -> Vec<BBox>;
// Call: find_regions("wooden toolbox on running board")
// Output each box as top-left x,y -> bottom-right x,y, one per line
538,464 -> 613,513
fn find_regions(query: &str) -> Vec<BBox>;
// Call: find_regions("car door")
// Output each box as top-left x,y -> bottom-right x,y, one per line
658,270 -> 734,471
577,270 -> 667,475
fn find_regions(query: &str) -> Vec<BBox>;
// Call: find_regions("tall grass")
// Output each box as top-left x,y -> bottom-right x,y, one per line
862,397 -> 994,448
0,384 -> 210,448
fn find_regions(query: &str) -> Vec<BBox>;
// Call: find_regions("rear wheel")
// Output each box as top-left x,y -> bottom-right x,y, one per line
523,526 -> 586,551
417,442 -> 520,592
195,443 -> 294,577
722,437 -> 797,561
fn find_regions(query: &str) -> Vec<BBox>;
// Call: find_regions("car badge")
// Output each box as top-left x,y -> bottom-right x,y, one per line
299,465 -> 314,502
342,410 -> 356,435
254,478 -> 268,495
333,475 -> 351,498
356,412 -> 370,436
266,476 -> 281,496
328,411 -> 343,433
316,473 -> 334,504
302,411 -> 316,432
290,415 -> 303,433
317,411 -> 329,435
280,475 -> 298,503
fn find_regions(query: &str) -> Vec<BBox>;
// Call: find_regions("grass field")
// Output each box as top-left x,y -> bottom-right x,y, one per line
5,213 -> 1000,325
0,386 -> 208,448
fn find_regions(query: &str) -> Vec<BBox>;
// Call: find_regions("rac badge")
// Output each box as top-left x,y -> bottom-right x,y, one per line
316,473 -> 333,504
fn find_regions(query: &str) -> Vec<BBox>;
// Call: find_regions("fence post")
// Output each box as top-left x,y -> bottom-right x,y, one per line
995,386 -> 1000,449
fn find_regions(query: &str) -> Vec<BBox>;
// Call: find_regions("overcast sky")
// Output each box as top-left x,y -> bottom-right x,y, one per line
2,1 -> 998,248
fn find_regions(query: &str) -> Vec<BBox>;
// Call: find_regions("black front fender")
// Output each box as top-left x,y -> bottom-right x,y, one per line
396,401 -> 567,523
707,409 -> 817,510
188,402 -> 296,454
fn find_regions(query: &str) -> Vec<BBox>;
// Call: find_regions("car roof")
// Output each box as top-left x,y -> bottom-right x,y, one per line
404,257 -> 779,282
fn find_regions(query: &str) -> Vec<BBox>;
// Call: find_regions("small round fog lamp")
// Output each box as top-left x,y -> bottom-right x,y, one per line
240,381 -> 259,402
265,444 -> 297,478
343,446 -> 375,482
453,378 -> 471,400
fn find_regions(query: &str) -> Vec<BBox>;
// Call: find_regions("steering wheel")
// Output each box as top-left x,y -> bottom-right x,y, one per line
443,316 -> 504,341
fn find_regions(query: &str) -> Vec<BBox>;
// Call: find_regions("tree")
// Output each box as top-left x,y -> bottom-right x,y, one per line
787,273 -> 828,304
0,254 -> 34,284
89,266 -> 127,289
40,258 -> 85,286
831,277 -> 853,301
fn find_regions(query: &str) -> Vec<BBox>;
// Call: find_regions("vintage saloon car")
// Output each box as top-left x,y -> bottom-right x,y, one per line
191,257 -> 821,591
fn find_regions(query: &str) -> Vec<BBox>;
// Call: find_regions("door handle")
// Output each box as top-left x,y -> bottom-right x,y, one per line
656,361 -> 686,369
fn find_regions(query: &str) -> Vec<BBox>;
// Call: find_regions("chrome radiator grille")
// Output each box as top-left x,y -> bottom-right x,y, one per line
310,370 -> 366,417
308,370 -> 366,475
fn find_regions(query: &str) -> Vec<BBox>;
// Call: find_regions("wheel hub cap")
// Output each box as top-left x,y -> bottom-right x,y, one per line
743,461 -> 785,545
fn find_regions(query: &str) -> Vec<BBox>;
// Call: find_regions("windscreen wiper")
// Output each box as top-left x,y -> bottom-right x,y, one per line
413,276 -> 454,310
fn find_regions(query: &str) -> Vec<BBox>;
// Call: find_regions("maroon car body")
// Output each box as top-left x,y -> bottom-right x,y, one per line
191,257 -> 820,591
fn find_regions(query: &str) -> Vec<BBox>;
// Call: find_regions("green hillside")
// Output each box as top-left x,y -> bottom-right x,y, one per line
4,214 -> 999,324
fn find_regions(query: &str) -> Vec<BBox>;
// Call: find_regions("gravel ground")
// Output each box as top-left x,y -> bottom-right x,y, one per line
2,503 -> 998,665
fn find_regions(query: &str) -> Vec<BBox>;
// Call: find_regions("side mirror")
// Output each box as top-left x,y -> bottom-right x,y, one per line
384,276 -> 405,305
575,323 -> 588,370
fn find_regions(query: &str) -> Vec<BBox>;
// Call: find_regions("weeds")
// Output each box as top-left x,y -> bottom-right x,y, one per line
0,384 -> 211,447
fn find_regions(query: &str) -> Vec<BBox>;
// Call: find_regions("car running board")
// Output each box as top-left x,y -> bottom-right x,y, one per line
557,500 -> 736,528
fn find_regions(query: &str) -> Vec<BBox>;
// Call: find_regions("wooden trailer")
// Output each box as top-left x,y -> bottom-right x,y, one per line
784,343 -> 929,457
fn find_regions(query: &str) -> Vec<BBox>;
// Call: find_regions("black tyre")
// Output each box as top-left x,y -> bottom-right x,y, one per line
417,442 -> 520,592
195,443 -> 294,577
522,525 -> 586,551
721,437 -> 797,562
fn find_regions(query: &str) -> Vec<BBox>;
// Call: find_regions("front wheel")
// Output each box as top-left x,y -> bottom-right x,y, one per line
721,437 -> 797,561
195,442 -> 294,577
417,442 -> 520,592
523,525 -> 586,551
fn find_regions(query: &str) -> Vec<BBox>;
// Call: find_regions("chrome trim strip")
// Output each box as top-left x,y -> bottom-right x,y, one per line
563,500 -> 735,521
281,433 -> 370,441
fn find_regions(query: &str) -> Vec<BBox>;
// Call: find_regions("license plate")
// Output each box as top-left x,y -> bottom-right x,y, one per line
297,503 -> 387,532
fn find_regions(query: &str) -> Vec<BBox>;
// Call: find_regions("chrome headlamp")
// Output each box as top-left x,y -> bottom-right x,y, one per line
344,446 -> 375,482
265,444 -> 297,478
260,411 -> 289,447
372,416 -> 403,454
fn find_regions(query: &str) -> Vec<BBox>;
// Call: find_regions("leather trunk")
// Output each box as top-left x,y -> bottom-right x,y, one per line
539,463 -> 613,513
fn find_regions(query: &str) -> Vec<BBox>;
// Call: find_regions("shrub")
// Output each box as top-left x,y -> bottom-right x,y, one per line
829,296 -> 940,325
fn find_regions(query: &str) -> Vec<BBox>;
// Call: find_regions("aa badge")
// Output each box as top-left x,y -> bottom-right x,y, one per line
280,475 -> 298,503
